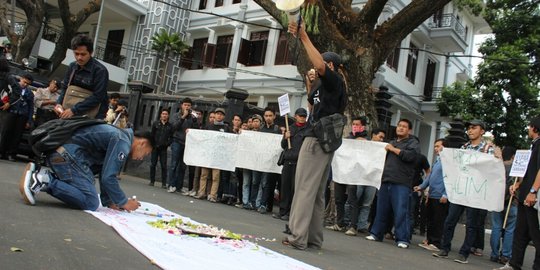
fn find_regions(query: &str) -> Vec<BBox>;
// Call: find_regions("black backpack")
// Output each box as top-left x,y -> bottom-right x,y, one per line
29,116 -> 105,156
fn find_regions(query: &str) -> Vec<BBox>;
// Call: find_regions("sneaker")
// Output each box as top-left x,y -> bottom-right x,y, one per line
19,162 -> 41,205
454,254 -> 469,264
194,194 -> 206,199
208,197 -> 217,203
258,206 -> 267,214
345,227 -> 357,236
325,224 -> 344,232
433,250 -> 449,258
235,203 -> 244,208
148,181 -> 155,186
499,256 -> 510,265
471,248 -> 483,256
181,190 -> 190,196
418,243 -> 440,252
280,215 -> 289,221
494,263 -> 514,270
397,242 -> 409,249
188,190 -> 197,197
167,186 -> 177,193
365,235 -> 378,241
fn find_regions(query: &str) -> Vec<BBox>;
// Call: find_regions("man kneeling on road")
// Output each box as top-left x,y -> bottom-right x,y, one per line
19,123 -> 154,211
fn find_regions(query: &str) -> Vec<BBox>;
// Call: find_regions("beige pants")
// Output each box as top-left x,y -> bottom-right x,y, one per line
198,167 -> 220,199
287,137 -> 334,249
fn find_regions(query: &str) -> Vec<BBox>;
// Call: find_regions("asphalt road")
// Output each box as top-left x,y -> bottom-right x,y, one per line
0,159 -> 535,270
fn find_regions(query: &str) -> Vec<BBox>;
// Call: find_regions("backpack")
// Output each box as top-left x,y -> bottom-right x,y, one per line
312,113 -> 347,153
29,116 -> 105,156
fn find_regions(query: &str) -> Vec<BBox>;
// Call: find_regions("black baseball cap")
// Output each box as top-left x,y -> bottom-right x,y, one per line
294,108 -> 308,116
465,119 -> 486,130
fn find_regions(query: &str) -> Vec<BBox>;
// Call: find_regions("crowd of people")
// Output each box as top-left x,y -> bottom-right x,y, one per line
6,24 -> 540,270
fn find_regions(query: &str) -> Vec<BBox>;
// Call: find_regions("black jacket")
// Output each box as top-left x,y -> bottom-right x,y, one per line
518,138 -> 540,201
171,112 -> 199,143
151,120 -> 173,149
381,136 -> 420,187
281,123 -> 309,162
261,123 -> 281,134
206,122 -> 232,133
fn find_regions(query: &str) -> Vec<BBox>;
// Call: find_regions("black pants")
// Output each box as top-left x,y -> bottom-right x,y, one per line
279,161 -> 297,216
261,173 -> 279,211
334,181 -> 348,227
150,147 -> 168,185
3,113 -> 26,154
426,198 -> 449,248
510,204 -> 540,270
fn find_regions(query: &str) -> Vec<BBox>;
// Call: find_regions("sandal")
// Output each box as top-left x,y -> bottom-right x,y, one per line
281,237 -> 306,250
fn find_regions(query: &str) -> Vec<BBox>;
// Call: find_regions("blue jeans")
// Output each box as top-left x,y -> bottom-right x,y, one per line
370,182 -> 411,244
251,171 -> 264,208
347,185 -> 376,230
242,169 -> 252,205
47,146 -> 100,210
490,204 -> 517,258
168,141 -> 185,188
150,147 -> 167,185
458,207 -> 488,257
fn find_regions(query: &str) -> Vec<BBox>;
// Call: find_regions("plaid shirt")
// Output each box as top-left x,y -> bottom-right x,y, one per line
461,140 -> 494,155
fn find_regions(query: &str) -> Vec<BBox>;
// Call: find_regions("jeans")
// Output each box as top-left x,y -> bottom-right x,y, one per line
242,169 -> 252,205
168,141 -> 185,188
440,203 -> 466,252
409,191 -> 422,235
254,171 -> 267,208
426,198 -> 449,248
47,147 -> 100,210
347,185 -> 376,230
150,147 -> 167,185
490,204 -> 517,259
370,182 -> 411,244
458,207 -> 488,257
509,204 -> 540,270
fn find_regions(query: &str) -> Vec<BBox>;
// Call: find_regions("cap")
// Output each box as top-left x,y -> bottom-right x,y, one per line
322,52 -> 342,67
117,99 -> 128,107
465,119 -> 485,130
294,108 -> 308,116
251,114 -> 263,122
214,108 -> 226,115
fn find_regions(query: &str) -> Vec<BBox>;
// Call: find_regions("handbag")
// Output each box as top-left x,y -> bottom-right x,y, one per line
277,150 -> 285,166
62,70 -> 100,118
312,113 -> 347,153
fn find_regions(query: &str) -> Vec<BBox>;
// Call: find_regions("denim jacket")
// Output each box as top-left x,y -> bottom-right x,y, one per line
8,75 -> 34,125
67,124 -> 133,207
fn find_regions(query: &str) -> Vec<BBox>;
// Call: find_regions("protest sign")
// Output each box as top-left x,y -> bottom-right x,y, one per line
184,129 -> 238,171
440,148 -> 506,212
510,150 -> 532,177
277,94 -> 290,116
235,130 -> 283,174
331,139 -> 388,188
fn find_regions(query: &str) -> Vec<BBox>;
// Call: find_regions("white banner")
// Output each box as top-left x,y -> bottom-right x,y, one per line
184,129 -> 238,172
440,148 -> 506,212
510,150 -> 532,177
331,139 -> 388,188
235,130 -> 283,174
87,202 -> 319,270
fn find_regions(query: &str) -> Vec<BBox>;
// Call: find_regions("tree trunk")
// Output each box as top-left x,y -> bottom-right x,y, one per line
48,31 -> 75,76
159,57 -> 169,94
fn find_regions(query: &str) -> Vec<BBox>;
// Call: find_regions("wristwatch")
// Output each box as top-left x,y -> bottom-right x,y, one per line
530,188 -> 537,194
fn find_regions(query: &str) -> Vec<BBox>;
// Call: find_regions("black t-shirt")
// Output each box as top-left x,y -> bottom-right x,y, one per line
307,66 -> 346,122
413,154 -> 430,187
519,138 -> 540,201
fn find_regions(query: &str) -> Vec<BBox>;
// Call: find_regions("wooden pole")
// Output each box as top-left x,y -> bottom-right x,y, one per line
285,117 -> 291,149
503,177 -> 519,229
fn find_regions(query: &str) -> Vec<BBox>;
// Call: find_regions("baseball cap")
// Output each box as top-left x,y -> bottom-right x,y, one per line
251,114 -> 263,122
465,119 -> 486,130
294,108 -> 308,116
214,108 -> 226,115
322,52 -> 342,66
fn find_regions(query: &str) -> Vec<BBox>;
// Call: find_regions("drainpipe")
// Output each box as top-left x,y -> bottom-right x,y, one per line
93,0 -> 106,53
443,53 -> 450,87
225,0 -> 247,89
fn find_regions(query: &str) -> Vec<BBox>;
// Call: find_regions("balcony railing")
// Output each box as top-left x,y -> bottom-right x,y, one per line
94,46 -> 127,69
423,87 -> 443,102
429,14 -> 466,41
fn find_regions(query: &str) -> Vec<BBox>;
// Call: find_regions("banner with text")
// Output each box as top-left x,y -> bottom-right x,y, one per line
184,129 -> 238,172
510,150 -> 532,177
440,148 -> 506,212
331,139 -> 388,188
235,130 -> 283,174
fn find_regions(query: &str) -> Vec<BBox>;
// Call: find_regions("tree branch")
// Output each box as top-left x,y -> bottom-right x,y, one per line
356,0 -> 388,28
72,0 -> 102,28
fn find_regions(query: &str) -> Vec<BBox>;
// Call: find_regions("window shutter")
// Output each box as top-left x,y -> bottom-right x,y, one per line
237,38 -> 251,65
203,43 -> 216,67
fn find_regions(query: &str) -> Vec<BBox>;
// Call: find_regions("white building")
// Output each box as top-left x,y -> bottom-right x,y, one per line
4,0 -> 489,158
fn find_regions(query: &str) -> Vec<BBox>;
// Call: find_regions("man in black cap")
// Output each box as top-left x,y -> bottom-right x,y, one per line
283,20 -> 347,250
496,116 -> 540,270
274,107 -> 310,221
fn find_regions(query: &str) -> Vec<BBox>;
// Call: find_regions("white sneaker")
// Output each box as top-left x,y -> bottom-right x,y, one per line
397,242 -> 409,249
188,190 -> 196,197
167,186 -> 177,193
365,235 -> 377,241
19,162 -> 40,205
494,263 -> 514,270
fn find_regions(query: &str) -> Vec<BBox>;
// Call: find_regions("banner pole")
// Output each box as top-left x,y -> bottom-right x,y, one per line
503,177 -> 518,229
285,117 -> 291,149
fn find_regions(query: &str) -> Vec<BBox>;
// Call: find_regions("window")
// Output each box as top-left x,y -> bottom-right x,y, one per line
182,38 -> 208,70
233,0 -> 241,3
275,31 -> 292,65
215,0 -> 223,7
386,47 -> 400,71
214,35 -> 234,68
237,31 -> 269,66
198,0 -> 207,10
148,105 -> 155,126
405,43 -> 418,83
